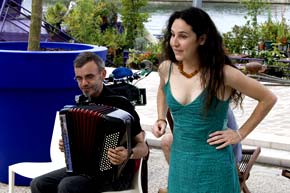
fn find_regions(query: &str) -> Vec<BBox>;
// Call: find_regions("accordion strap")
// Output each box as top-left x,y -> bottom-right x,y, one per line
117,116 -> 132,178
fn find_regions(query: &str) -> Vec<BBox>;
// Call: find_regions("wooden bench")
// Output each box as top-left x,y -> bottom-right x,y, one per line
282,169 -> 290,179
238,147 -> 261,193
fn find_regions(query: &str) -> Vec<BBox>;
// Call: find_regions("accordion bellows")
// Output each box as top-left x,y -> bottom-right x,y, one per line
59,104 -> 133,178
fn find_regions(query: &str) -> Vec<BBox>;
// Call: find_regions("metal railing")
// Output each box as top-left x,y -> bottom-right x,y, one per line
0,0 -> 76,42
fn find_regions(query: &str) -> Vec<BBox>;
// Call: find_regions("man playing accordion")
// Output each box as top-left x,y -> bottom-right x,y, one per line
30,52 -> 149,193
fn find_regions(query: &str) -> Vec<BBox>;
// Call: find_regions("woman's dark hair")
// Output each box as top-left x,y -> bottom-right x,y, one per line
162,6 -> 243,110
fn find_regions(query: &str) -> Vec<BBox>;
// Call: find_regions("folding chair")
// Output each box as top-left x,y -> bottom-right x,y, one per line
166,110 -> 261,193
8,111 -> 65,193
282,169 -> 290,179
238,147 -> 261,193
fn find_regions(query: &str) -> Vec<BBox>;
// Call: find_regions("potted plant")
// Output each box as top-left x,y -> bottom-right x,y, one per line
223,0 -> 266,57
257,44 -> 289,78
127,40 -> 162,70
259,20 -> 277,50
44,2 -> 68,41
275,17 -> 289,53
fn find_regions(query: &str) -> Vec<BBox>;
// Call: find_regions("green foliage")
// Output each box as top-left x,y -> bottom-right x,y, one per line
260,20 -> 277,42
120,0 -> 149,48
258,11 -> 290,44
145,41 -> 163,55
223,0 -> 290,57
63,0 -> 102,44
44,0 -> 70,5
45,2 -> 67,28
127,39 -> 162,70
223,0 -> 290,78
223,25 -> 247,55
240,0 -> 267,27
223,24 -> 260,57
276,17 -> 289,43
223,0 -> 267,57
45,0 -> 149,66
62,0 -> 149,49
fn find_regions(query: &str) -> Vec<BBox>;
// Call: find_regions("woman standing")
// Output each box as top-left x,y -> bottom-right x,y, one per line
152,7 -> 277,193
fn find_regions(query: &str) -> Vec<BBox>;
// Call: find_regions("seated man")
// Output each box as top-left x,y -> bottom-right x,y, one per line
30,52 -> 149,193
157,108 -> 242,193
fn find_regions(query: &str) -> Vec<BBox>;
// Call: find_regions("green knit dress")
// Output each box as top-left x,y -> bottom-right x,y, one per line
165,64 -> 240,193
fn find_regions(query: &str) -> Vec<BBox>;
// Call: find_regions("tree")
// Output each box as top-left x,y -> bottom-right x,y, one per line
120,0 -> 149,48
27,0 -> 43,51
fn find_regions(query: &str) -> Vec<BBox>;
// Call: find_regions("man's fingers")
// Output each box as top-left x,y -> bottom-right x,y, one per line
108,151 -> 121,165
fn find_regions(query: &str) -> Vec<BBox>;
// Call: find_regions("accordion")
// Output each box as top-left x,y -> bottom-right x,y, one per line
59,104 -> 133,178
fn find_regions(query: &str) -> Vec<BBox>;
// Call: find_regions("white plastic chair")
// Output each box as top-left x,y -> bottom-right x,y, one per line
8,111 -> 65,193
102,131 -> 148,193
102,158 -> 144,193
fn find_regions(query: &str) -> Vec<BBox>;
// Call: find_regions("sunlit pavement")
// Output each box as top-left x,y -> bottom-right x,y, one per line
1,70 -> 290,192
1,148 -> 289,193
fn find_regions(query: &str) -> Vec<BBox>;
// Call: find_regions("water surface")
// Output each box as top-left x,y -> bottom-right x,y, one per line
144,2 -> 290,36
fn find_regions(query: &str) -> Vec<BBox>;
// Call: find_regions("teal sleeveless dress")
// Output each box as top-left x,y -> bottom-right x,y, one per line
165,64 -> 240,193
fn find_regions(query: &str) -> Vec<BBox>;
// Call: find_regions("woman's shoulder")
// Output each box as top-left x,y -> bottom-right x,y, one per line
158,60 -> 172,73
159,60 -> 171,68
223,63 -> 248,88
223,64 -> 243,78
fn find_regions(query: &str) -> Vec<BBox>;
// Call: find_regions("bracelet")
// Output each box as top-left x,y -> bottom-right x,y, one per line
157,119 -> 167,125
236,130 -> 243,140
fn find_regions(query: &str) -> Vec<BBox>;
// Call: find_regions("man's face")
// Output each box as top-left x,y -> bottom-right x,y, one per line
74,61 -> 106,98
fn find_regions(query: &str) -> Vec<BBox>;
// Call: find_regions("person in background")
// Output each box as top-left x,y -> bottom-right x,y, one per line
152,7 -> 276,193
30,52 -> 149,193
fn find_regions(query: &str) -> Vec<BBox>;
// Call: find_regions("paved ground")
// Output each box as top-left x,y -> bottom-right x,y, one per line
147,148 -> 290,193
1,148 -> 290,193
1,70 -> 290,192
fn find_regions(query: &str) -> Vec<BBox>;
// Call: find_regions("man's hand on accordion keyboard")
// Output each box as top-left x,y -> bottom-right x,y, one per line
108,146 -> 129,165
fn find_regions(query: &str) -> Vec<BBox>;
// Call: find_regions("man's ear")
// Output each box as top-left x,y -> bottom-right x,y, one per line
101,68 -> 107,80
199,34 -> 207,45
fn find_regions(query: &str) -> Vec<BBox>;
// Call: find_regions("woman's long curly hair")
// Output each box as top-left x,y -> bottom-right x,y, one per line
162,6 -> 243,111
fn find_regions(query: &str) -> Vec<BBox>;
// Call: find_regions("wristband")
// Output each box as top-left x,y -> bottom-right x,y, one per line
236,130 -> 243,140
157,119 -> 167,125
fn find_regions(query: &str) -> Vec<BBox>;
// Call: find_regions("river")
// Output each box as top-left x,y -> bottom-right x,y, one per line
21,0 -> 290,36
143,2 -> 290,36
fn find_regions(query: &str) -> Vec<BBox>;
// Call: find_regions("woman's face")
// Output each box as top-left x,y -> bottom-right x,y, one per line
170,18 -> 205,62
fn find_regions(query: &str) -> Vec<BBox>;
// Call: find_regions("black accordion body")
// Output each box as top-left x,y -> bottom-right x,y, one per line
59,104 -> 133,178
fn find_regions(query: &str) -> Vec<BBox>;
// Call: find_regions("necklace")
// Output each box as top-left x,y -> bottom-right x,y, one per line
178,62 -> 199,78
